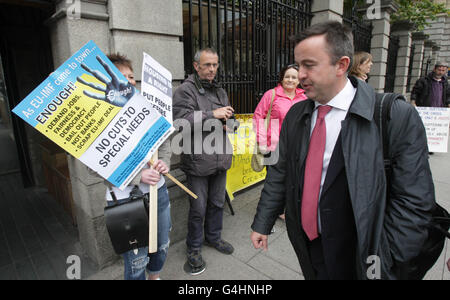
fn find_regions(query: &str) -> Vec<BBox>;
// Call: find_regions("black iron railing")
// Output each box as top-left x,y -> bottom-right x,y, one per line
343,0 -> 372,53
406,44 -> 415,92
182,0 -> 313,113
385,35 -> 400,93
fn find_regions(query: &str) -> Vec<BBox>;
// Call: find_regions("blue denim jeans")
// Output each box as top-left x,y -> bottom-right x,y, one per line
114,184 -> 171,280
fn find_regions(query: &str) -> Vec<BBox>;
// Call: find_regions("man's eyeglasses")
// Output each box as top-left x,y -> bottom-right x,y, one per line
200,63 -> 220,69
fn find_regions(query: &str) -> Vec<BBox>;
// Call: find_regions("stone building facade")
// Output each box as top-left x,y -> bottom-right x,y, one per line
0,0 -> 447,268
423,0 -> 450,70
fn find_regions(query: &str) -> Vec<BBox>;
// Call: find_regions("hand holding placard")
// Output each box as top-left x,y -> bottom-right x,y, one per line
149,159 -> 198,200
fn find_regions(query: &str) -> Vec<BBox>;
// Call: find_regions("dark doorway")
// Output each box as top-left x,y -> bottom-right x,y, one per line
0,0 -> 55,187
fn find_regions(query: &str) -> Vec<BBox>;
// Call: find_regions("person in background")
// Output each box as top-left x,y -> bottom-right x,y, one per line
411,61 -> 450,108
105,53 -> 172,280
411,61 -> 450,154
172,48 -> 237,275
349,51 -> 373,82
253,64 -> 307,220
253,64 -> 307,156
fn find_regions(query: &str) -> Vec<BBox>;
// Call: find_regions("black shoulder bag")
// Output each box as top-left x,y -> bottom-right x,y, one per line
104,186 -> 149,255
374,92 -> 450,280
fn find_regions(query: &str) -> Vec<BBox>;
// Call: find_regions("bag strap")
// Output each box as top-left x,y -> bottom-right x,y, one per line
109,190 -> 119,206
108,185 -> 144,207
129,185 -> 145,199
374,93 -> 405,173
264,89 -> 276,131
374,93 -> 406,199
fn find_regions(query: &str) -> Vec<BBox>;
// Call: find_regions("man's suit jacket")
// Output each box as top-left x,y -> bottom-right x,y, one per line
299,134 -> 358,279
251,77 -> 435,279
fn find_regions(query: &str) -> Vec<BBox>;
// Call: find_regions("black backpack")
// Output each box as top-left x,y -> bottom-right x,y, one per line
374,93 -> 450,280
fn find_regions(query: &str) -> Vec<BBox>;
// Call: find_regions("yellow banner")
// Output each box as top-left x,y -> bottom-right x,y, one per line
226,114 -> 266,200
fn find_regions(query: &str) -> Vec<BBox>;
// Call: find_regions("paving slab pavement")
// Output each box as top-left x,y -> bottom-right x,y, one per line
92,137 -> 450,280
157,138 -> 449,281
160,139 -> 450,281
160,183 -> 304,280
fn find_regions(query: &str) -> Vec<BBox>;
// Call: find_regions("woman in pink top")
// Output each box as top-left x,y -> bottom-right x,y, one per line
253,64 -> 307,153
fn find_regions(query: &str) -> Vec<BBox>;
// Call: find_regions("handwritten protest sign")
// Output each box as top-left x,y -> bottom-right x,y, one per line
226,114 -> 267,200
416,107 -> 450,153
12,40 -> 174,190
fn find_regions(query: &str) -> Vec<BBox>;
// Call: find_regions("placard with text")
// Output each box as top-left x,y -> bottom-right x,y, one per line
12,40 -> 174,190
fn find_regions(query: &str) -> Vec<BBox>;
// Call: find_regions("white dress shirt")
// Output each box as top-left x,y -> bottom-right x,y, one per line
309,79 -> 357,231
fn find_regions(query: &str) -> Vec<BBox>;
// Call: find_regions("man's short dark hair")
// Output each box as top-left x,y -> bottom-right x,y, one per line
292,21 -> 354,70
434,61 -> 448,69
193,47 -> 218,63
107,53 -> 133,71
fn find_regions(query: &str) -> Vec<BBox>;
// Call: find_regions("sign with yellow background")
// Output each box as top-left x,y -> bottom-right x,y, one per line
226,114 -> 267,200
13,41 -> 174,190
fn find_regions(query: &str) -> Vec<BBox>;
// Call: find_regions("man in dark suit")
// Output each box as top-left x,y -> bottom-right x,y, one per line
250,21 -> 435,280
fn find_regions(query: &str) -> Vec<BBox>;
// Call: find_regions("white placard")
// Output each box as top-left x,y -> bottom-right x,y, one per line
141,52 -> 173,125
416,107 -> 450,153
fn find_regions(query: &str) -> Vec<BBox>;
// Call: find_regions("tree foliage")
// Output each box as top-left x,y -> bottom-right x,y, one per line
391,0 -> 449,31
345,0 -> 449,31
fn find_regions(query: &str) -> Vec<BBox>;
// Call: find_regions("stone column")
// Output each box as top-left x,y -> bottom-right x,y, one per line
47,0 -> 110,66
410,32 -> 428,89
368,0 -> 398,93
107,0 -> 187,246
391,21 -> 414,95
423,12 -> 449,63
422,40 -> 435,76
46,0 -> 115,268
310,0 -> 343,24
432,46 -> 441,67
47,0 -> 186,268
108,0 -> 185,87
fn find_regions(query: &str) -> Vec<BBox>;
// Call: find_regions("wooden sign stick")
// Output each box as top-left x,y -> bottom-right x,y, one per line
149,151 -> 158,254
149,159 -> 198,200
148,153 -> 199,254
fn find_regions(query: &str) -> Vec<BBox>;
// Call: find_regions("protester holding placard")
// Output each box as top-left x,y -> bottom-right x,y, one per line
411,61 -> 450,108
104,53 -> 172,281
12,42 -> 174,280
411,61 -> 450,154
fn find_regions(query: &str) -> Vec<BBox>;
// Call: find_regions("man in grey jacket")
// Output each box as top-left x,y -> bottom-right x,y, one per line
173,48 -> 237,275
250,22 -> 436,279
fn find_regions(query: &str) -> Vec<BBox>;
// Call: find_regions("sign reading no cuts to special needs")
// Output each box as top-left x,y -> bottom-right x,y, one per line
12,40 -> 174,190
416,107 -> 450,153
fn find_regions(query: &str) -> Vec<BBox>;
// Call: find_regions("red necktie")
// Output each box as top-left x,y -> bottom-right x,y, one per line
301,105 -> 332,241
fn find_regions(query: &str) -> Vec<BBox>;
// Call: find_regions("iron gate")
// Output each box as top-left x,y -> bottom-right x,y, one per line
384,35 -> 399,93
182,0 -> 313,113
343,0 -> 372,53
406,44 -> 415,92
